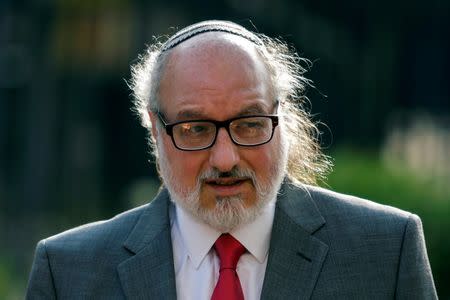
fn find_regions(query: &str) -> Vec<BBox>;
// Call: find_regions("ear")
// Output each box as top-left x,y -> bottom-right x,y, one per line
148,111 -> 159,139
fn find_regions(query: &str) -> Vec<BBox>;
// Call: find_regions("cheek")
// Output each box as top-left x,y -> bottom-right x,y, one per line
246,147 -> 275,174
245,139 -> 283,181
161,138 -> 207,185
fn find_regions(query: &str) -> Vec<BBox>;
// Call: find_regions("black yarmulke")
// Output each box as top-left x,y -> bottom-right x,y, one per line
161,20 -> 263,52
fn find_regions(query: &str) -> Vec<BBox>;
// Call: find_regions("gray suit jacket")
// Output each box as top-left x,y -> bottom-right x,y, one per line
26,182 -> 437,299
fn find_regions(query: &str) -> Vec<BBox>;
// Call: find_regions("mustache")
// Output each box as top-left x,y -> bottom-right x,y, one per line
198,167 -> 257,182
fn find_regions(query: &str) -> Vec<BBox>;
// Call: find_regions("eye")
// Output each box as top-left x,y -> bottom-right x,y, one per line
241,120 -> 265,128
178,122 -> 214,136
233,118 -> 267,130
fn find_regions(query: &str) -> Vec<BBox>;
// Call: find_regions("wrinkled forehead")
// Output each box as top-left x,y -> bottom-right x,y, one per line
159,32 -> 273,104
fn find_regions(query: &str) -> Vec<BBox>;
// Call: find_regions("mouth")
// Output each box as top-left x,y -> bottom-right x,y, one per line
205,178 -> 247,186
203,177 -> 250,197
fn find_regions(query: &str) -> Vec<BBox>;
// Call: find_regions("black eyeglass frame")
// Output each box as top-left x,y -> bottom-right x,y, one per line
156,112 -> 279,151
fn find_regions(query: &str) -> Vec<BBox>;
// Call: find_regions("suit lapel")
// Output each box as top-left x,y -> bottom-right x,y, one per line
261,183 -> 329,300
117,188 -> 177,299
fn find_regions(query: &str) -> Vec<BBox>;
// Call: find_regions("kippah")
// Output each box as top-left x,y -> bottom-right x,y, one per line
161,20 -> 263,52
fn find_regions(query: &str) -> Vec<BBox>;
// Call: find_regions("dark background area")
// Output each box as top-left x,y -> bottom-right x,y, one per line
1,0 -> 449,298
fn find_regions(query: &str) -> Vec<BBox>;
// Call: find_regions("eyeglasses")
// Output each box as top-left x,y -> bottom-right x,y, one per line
156,112 -> 279,151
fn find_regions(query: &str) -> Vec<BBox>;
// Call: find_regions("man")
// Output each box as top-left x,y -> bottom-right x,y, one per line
27,20 -> 437,299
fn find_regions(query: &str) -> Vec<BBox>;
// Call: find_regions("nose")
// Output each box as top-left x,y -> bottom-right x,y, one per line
208,128 -> 240,172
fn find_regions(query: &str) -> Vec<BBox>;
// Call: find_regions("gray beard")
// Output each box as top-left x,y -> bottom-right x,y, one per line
157,134 -> 288,232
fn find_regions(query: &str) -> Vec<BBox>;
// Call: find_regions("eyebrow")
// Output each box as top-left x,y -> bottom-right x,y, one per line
175,103 -> 271,121
236,103 -> 270,116
175,110 -> 206,120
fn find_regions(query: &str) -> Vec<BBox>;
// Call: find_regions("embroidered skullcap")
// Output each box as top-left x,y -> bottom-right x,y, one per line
160,20 -> 263,52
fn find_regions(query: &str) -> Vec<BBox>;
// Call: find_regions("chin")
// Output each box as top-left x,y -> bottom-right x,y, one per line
195,193 -> 265,232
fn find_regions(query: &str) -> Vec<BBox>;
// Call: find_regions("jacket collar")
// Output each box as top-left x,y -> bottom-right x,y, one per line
261,181 -> 329,300
118,188 -> 177,299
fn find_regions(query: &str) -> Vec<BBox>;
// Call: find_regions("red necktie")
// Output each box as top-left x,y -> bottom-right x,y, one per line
211,234 -> 246,300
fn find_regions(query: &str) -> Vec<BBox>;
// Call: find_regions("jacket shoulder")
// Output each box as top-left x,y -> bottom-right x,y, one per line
43,204 -> 149,253
281,183 -> 418,241
301,184 -> 413,223
295,185 -> 436,298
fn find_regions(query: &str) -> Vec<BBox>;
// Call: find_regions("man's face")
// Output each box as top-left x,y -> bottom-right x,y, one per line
150,35 -> 288,231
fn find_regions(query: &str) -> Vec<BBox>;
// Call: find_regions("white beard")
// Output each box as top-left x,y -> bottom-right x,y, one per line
156,132 -> 289,232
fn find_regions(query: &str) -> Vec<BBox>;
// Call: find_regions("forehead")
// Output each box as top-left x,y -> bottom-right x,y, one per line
158,33 -> 274,119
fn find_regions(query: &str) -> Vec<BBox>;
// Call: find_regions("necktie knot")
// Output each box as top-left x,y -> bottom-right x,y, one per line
214,234 -> 246,270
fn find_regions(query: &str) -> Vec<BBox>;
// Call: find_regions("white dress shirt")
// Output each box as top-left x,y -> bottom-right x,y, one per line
170,200 -> 276,300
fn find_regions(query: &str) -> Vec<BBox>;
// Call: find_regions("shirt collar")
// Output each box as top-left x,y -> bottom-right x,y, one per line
231,201 -> 275,263
175,199 -> 276,268
175,205 -> 221,269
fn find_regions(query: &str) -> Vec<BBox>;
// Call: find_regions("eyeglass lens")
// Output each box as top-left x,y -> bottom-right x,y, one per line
172,116 -> 274,150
